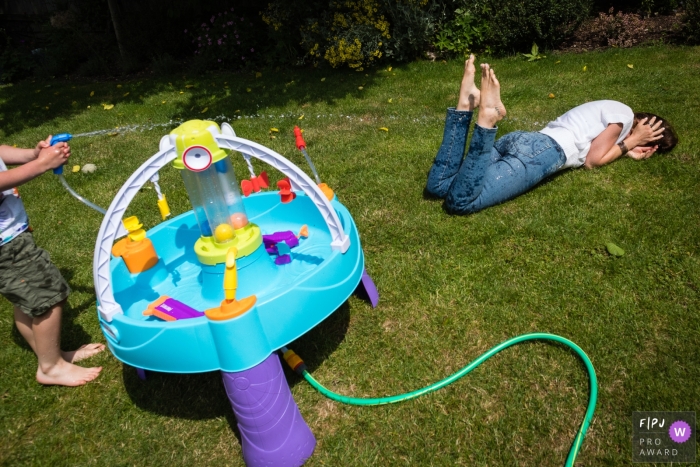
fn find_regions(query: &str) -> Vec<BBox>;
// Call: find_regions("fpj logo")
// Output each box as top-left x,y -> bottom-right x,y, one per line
633,411 -> 696,463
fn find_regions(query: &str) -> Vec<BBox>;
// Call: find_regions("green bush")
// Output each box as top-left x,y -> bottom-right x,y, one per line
261,0 -> 440,69
683,0 -> 700,44
0,29 -> 35,82
187,7 -> 263,71
42,1 -> 120,76
432,3 -> 491,56
379,0 -> 441,62
482,0 -> 593,53
592,0 -> 679,15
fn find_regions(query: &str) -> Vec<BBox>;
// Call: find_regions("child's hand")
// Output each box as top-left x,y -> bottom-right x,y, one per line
628,145 -> 658,161
629,117 -> 665,147
33,136 -> 52,159
37,142 -> 70,171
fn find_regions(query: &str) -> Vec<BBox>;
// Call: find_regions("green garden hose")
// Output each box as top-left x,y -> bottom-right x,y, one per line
282,332 -> 597,467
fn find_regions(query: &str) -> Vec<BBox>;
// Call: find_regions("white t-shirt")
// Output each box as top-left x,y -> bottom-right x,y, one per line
0,157 -> 29,245
540,100 -> 634,169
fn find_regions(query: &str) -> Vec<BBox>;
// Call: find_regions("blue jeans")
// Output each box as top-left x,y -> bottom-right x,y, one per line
426,108 -> 566,214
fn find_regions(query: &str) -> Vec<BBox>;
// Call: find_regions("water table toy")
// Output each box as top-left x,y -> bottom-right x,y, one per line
94,120 -> 378,467
86,120 -> 596,467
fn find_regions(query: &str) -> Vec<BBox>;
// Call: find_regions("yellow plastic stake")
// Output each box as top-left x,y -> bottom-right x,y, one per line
157,195 -> 171,220
223,247 -> 238,301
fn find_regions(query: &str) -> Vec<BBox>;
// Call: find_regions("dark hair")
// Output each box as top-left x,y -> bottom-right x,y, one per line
633,112 -> 679,153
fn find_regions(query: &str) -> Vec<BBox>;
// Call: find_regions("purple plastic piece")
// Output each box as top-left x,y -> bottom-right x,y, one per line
356,269 -> 379,308
275,254 -> 292,265
263,231 -> 299,252
222,353 -> 316,467
152,297 -> 203,321
136,368 -> 147,381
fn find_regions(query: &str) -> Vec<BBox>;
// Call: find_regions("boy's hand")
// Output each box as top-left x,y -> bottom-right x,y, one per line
33,135 -> 52,159
628,117 -> 665,148
37,142 -> 70,171
628,145 -> 658,161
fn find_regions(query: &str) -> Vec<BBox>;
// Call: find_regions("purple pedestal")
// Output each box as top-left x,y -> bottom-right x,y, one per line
222,354 -> 316,467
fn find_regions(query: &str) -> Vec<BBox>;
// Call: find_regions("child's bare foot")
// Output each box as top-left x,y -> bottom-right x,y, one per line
62,343 -> 105,363
36,359 -> 102,387
476,64 -> 506,129
457,54 -> 480,111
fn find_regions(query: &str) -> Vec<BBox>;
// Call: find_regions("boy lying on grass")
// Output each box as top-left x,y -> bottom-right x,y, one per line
0,137 -> 104,386
426,55 -> 679,214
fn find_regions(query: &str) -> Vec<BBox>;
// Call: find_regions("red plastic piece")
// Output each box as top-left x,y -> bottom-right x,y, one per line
277,178 -> 296,204
240,171 -> 270,197
241,179 -> 252,197
294,126 -> 306,150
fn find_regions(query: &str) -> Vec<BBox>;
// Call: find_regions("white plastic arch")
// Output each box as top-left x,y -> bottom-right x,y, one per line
95,122 -> 350,322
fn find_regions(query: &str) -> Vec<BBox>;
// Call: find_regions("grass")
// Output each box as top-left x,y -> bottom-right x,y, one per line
1,44 -> 699,466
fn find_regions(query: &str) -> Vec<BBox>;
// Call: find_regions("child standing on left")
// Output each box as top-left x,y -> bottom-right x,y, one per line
0,136 -> 104,386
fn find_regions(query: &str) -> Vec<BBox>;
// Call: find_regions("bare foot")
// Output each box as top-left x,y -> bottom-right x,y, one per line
62,343 -> 105,363
36,359 -> 102,387
457,54 -> 480,111
476,64 -> 506,129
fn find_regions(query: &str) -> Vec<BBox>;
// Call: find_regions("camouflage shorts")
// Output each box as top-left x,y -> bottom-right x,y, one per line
0,231 -> 71,317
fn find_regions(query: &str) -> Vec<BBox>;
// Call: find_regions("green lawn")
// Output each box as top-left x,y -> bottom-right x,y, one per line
1,44 -> 699,466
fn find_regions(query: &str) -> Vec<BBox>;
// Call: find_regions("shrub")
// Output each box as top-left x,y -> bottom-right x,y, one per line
0,29 -> 35,82
379,0 -> 441,62
261,0 -> 439,69
481,0 -> 593,53
298,0 -> 392,70
683,0 -> 700,44
573,8 -> 648,48
592,0 -> 679,16
432,3 -> 491,57
187,7 -> 262,70
43,1 -> 120,76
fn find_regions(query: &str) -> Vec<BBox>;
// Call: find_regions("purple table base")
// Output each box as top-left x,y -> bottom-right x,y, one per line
222,353 -> 316,467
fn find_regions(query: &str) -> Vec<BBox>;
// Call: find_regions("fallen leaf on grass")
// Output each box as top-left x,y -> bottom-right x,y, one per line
269,128 -> 279,133
378,127 -> 389,132
123,92 -> 129,97
102,104 -> 114,110
627,64 -> 634,69
185,84 -> 194,88
90,91 -> 95,97
298,114 -> 304,120
583,65 -> 587,71
72,165 -> 80,173
548,93 -> 555,98
200,107 -> 208,113
606,243 -> 625,257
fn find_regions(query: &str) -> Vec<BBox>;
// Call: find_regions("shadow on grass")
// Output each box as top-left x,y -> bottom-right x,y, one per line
421,166 -> 571,214
118,300 -> 352,438
0,63 -> 384,138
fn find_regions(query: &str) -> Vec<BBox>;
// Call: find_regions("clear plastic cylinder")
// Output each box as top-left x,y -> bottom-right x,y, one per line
180,158 -> 249,243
